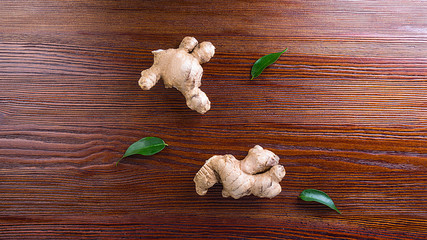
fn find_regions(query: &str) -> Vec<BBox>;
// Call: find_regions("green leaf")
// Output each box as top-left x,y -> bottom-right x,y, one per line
251,49 -> 288,80
299,189 -> 341,214
116,137 -> 167,165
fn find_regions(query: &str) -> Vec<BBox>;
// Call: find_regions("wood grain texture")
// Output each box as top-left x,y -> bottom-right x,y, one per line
1,0 -> 426,239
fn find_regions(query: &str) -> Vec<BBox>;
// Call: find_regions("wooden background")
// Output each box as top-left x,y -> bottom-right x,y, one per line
1,0 -> 426,239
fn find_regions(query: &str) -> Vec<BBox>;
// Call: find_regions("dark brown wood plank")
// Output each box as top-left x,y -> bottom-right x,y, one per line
1,124 -> 426,238
1,49 -> 425,126
1,0 -> 426,239
0,167 -> 426,239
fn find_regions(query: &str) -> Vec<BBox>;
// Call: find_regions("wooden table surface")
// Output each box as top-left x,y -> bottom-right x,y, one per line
1,0 -> 426,239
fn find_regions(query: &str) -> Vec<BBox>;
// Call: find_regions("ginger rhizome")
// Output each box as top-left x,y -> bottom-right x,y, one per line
194,145 -> 286,199
138,36 -> 215,114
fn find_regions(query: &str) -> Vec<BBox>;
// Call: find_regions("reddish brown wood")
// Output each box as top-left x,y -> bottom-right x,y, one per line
1,0 -> 426,239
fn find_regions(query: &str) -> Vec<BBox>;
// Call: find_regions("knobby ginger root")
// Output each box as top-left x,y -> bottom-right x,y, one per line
194,145 -> 286,199
138,36 -> 215,114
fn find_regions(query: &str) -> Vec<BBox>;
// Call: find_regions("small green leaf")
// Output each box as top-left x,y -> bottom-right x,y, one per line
116,137 -> 167,165
299,189 -> 341,214
251,49 -> 288,80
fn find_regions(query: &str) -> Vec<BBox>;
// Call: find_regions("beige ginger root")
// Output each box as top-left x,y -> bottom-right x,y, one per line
138,37 -> 215,114
194,145 -> 286,199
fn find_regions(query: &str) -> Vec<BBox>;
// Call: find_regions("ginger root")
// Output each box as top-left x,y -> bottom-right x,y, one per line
194,145 -> 286,199
138,37 -> 215,114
